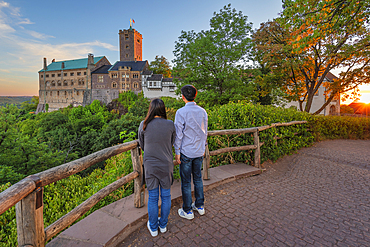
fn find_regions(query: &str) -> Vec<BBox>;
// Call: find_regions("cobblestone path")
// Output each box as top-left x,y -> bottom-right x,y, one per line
119,140 -> 370,247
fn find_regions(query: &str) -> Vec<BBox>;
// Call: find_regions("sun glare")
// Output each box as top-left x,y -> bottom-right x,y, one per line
359,93 -> 370,104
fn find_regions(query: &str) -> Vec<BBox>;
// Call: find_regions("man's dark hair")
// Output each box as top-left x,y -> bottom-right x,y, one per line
181,85 -> 197,101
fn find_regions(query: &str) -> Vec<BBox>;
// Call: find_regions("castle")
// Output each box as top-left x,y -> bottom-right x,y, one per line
37,26 -> 176,113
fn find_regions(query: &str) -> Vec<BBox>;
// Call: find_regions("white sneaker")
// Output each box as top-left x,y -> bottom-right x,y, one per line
147,221 -> 158,237
178,208 -> 194,220
192,202 -> 205,215
158,217 -> 167,233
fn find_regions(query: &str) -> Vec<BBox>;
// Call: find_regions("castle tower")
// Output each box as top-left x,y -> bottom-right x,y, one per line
119,28 -> 143,61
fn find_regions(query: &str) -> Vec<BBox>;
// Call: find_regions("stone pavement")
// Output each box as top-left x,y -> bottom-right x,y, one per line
119,139 -> 370,247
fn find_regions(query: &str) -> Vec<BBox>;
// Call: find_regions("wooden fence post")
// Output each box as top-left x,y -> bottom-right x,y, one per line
15,176 -> 45,247
253,129 -> 261,169
131,146 -> 145,208
203,145 -> 210,180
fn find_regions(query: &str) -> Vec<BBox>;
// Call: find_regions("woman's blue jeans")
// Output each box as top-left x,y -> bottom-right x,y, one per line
148,186 -> 171,231
179,153 -> 204,213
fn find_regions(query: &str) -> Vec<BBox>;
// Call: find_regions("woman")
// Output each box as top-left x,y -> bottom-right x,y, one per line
138,98 -> 176,237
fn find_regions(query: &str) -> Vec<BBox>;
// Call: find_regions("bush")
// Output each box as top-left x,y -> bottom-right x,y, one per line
309,115 -> 370,141
207,101 -> 313,166
0,150 -> 134,246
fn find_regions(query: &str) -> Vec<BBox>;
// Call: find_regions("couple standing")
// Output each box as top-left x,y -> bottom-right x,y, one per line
138,85 -> 208,237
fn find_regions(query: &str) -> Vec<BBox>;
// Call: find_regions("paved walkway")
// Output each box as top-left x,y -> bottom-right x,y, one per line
119,140 -> 370,247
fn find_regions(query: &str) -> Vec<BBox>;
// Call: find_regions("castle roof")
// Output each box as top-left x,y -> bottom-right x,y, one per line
142,70 -> 153,75
147,74 -> 163,81
162,78 -> 173,82
325,72 -> 338,82
109,61 -> 148,72
38,56 -> 105,72
92,65 -> 112,74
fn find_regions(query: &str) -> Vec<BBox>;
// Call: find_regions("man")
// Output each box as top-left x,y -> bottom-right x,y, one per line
174,85 -> 208,220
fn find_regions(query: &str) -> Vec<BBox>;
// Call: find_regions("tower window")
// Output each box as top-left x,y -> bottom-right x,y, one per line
64,73 -> 67,76
52,74 -> 55,77
137,39 -> 140,43
126,45 -> 129,49
77,72 -> 81,76
70,72 -> 74,76
126,54 -> 128,58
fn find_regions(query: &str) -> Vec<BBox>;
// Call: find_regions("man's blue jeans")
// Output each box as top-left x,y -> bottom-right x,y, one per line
148,186 -> 171,231
179,153 -> 204,213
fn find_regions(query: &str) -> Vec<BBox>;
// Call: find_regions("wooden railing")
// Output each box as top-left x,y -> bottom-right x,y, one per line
0,121 -> 307,246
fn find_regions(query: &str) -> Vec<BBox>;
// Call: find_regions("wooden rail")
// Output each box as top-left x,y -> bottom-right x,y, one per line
0,120 -> 307,246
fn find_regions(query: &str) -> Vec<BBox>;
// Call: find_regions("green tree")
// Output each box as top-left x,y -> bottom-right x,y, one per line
149,55 -> 172,78
21,96 -> 39,112
172,4 -> 256,105
254,0 -> 370,114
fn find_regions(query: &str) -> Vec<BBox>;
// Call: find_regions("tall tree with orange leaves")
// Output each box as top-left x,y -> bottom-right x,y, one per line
253,0 -> 370,114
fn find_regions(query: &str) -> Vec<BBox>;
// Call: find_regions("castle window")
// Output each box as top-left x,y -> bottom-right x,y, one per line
122,83 -> 124,88
52,74 -> 55,77
98,75 -> 104,83
71,80 -> 74,86
63,80 -> 67,86
46,74 -> 49,78
70,72 -> 74,76
84,72 -> 86,75
126,45 -> 129,49
149,82 -> 152,86
46,81 -> 50,86
125,54 -> 128,58
125,35 -> 129,40
81,79 -> 84,85
57,80 -> 61,86
154,82 -> 156,86
133,74 -> 138,78
137,39 -> 140,43
112,83 -> 117,88
64,73 -> 67,76
134,83 -> 137,88
77,72 -> 81,76
51,81 -> 55,86
126,83 -> 130,88
112,73 -> 118,78
58,74 -> 61,77
77,91 -> 80,96
41,75 -> 43,78
57,91 -> 60,96
64,91 -> 67,96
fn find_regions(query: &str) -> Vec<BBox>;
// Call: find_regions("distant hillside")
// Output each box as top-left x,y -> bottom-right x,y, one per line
0,96 -> 33,108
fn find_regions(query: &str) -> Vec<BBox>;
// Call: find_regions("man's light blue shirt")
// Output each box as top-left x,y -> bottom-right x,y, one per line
174,102 -> 208,158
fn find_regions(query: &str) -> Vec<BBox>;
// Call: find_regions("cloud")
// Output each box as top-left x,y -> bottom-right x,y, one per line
18,18 -> 33,25
25,30 -> 55,40
0,68 -> 10,73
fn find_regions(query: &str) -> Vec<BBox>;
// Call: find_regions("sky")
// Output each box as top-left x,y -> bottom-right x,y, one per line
0,0 -> 369,104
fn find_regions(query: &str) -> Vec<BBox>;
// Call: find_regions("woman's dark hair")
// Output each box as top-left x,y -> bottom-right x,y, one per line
181,85 -> 197,101
143,98 -> 167,130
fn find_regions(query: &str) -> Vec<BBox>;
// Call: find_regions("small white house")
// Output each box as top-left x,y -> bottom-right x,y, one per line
285,72 -> 340,115
141,71 -> 178,98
